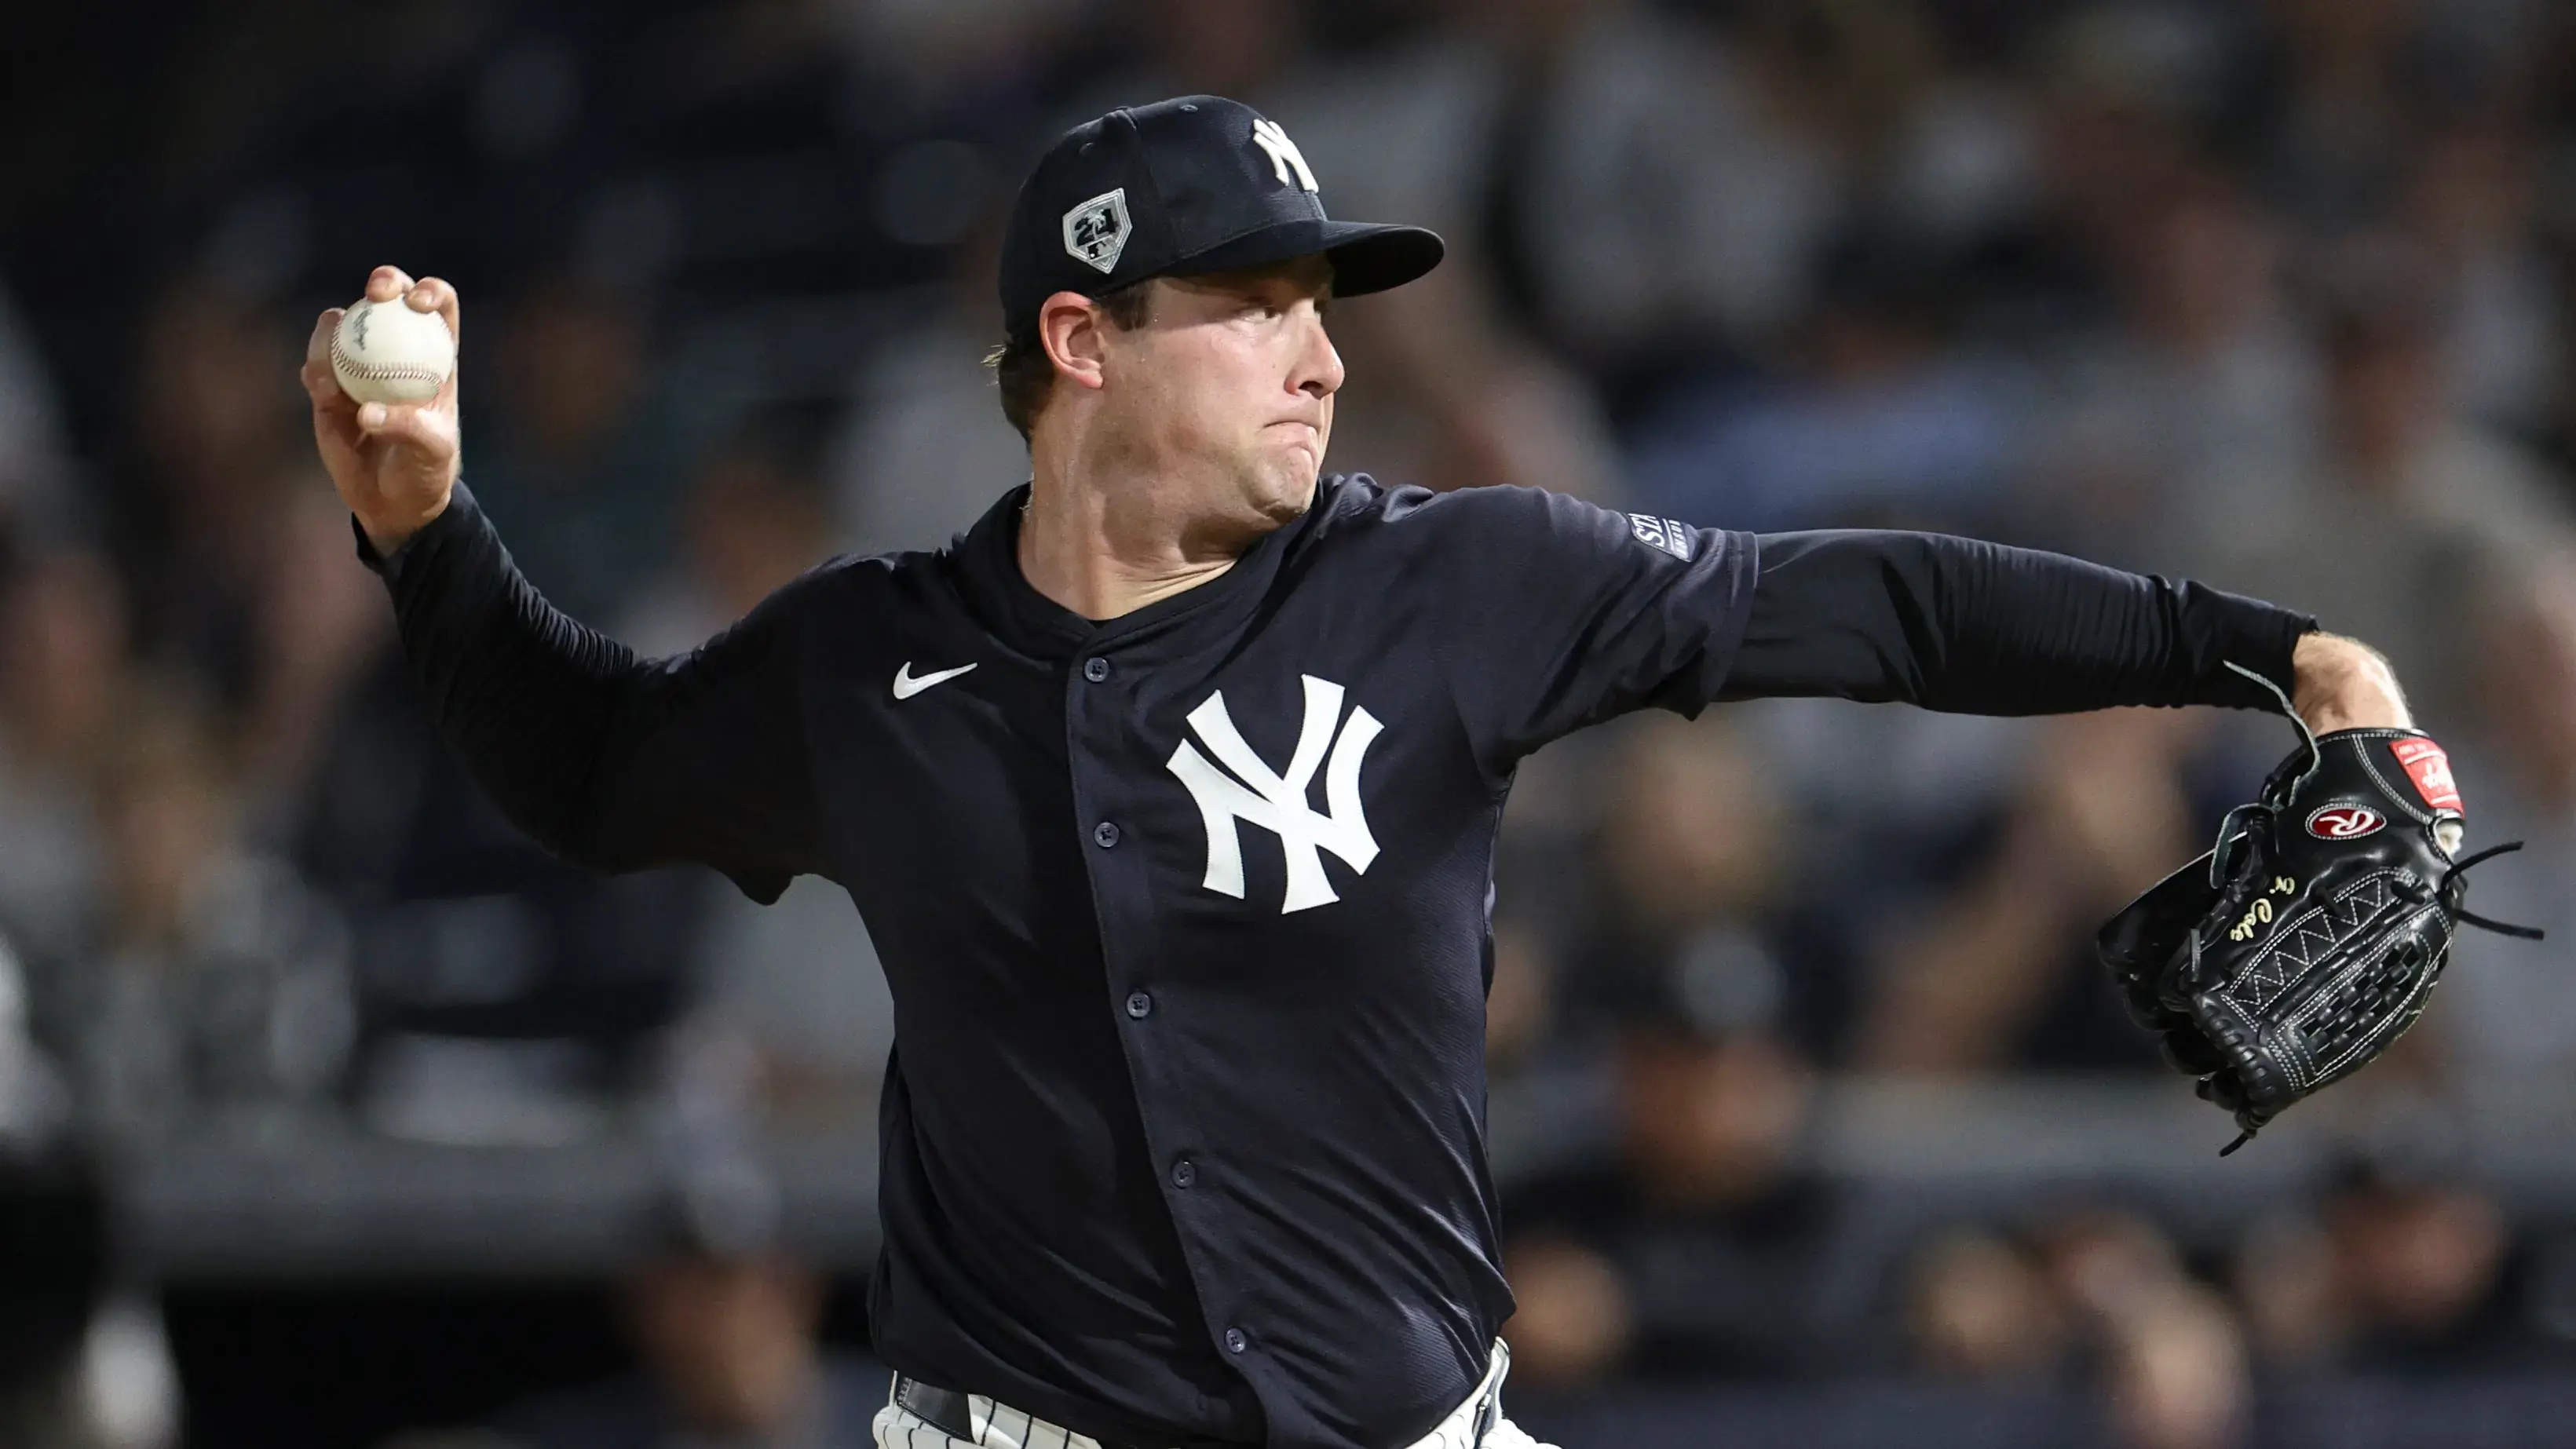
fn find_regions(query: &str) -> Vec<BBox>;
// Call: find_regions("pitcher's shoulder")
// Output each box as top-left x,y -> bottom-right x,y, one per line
1298,474 -> 1621,557
803,536 -> 999,597
730,546 -> 944,642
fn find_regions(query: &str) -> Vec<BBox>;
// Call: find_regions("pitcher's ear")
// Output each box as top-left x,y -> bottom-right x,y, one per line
1039,292 -> 1110,394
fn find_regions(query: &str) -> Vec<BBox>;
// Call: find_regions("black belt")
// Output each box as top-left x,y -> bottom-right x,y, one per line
893,1374 -> 1145,1449
891,1371 -> 1500,1449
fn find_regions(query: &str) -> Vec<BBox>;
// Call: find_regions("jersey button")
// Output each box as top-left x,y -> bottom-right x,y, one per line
1223,1327 -> 1248,1354
1093,821 -> 1120,848
1083,657 -> 1112,683
1171,1159 -> 1197,1188
1125,991 -> 1153,1020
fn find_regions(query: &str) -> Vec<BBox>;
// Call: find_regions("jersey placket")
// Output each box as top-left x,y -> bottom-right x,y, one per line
1058,616 -> 1281,1404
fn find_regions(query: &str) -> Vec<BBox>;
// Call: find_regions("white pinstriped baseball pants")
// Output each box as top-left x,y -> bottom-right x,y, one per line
870,1340 -> 1556,1449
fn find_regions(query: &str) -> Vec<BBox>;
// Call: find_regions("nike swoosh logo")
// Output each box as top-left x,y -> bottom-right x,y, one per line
892,661 -> 978,699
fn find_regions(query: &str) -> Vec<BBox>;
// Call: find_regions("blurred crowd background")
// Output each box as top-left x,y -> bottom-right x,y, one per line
6,0 -> 2576,1446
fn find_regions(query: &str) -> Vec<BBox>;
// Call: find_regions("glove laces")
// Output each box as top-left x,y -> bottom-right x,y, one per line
2441,841 -> 2545,940
2223,661 -> 2320,791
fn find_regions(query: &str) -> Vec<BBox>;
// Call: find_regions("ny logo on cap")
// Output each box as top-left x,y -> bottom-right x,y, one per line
1250,119 -> 1318,192
1063,188 -> 1132,274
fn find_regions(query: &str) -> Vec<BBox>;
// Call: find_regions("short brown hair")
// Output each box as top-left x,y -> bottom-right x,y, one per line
985,281 -> 1155,442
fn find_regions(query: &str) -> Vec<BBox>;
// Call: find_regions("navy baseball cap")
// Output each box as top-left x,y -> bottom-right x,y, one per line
999,95 -> 1445,337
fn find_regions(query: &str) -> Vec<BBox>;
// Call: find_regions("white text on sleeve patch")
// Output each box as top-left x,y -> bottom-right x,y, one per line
1627,513 -> 1695,561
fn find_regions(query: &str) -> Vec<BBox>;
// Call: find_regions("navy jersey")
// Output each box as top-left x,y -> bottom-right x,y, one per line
356,473 -> 2308,1449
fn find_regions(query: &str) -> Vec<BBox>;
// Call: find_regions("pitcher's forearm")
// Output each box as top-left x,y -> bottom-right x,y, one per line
1721,531 -> 2316,714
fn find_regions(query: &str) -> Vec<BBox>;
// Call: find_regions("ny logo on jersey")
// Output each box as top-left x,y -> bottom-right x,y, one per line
1249,119 -> 1318,192
1166,674 -> 1381,913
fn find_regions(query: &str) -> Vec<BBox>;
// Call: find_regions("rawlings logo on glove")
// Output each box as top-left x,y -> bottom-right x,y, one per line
2098,714 -> 2540,1155
2305,805 -> 2383,839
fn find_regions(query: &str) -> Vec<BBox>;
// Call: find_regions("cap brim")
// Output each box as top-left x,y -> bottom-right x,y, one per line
1166,218 -> 1445,298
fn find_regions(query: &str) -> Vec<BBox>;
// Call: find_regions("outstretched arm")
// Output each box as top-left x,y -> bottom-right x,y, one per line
1426,488 -> 2383,773
302,267 -> 824,902
1720,531 -> 2398,733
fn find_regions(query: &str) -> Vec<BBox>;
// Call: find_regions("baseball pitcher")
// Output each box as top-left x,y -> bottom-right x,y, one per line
301,96 -> 2527,1449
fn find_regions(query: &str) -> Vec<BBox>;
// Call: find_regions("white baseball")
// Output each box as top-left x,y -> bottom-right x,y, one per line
330,296 -> 456,406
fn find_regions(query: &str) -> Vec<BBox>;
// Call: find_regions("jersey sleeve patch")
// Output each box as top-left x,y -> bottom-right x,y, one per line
1627,513 -> 1694,561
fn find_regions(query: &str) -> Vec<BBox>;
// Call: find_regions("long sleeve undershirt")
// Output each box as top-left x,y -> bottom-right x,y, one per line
1722,529 -> 2312,714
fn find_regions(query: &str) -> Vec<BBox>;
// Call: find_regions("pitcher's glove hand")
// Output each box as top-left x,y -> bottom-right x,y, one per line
2097,726 -> 2540,1153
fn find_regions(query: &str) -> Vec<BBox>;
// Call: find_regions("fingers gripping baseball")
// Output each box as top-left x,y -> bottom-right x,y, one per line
303,266 -> 461,554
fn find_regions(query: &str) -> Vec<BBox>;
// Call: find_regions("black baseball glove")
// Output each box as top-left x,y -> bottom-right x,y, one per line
2098,721 -> 2540,1153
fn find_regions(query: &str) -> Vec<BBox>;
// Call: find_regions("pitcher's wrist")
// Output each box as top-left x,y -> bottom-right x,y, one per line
356,489 -> 454,562
2293,632 -> 2411,735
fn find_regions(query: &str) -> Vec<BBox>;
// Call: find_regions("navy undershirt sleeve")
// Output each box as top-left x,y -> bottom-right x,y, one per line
353,480 -> 825,903
1722,529 -> 2317,713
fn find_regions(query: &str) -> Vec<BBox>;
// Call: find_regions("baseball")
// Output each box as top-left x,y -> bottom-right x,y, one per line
330,295 -> 456,406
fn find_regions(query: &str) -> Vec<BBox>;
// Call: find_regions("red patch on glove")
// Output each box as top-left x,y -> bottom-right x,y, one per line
2391,737 -> 2462,814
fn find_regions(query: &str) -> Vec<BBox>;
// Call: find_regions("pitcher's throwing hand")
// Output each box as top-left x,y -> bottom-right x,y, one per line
301,265 -> 459,555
